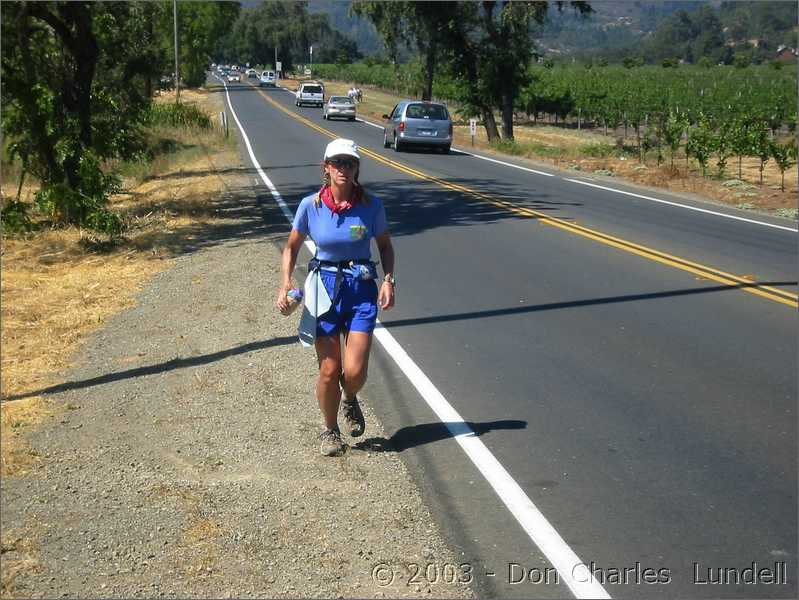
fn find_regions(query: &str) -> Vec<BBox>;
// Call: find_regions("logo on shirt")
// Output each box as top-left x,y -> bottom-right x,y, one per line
349,224 -> 367,240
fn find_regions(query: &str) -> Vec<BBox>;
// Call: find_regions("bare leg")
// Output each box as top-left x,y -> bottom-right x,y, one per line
315,335 -> 343,429
341,330 -> 373,399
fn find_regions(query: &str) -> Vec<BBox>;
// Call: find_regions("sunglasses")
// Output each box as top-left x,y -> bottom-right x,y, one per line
327,158 -> 358,170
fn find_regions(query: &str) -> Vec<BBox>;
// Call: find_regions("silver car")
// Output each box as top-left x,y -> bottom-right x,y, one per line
259,70 -> 276,87
382,100 -> 452,153
323,96 -> 356,121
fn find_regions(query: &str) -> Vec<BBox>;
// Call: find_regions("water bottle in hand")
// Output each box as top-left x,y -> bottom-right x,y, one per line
281,288 -> 303,316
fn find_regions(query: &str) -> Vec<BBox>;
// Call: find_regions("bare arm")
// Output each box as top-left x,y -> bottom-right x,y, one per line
375,231 -> 395,310
276,228 -> 306,312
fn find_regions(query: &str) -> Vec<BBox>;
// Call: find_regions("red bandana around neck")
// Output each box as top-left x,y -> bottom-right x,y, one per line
319,185 -> 362,214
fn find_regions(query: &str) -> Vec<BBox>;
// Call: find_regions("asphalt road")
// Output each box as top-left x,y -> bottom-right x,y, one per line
215,76 -> 797,599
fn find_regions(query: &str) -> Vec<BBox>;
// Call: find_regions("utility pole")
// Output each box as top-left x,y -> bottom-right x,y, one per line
309,45 -> 313,75
173,0 -> 180,104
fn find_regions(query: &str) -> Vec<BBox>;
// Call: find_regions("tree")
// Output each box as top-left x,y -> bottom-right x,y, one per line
2,2 -> 117,229
729,119 -> 753,180
225,2 -> 357,72
177,2 -> 240,87
749,122 -> 771,184
771,139 -> 797,192
686,119 -> 714,176
713,125 -> 734,178
660,111 -> 688,169
475,1 -> 591,140
1,1 -> 236,232
352,1 -> 461,101
350,1 -> 408,67
355,1 -> 591,141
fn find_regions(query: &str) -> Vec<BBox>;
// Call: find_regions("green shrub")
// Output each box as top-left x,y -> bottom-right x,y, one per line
0,199 -> 33,234
148,103 -> 211,130
579,143 -> 614,157
491,139 -> 564,159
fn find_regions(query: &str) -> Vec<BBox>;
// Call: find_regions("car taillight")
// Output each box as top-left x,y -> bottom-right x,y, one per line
398,122 -> 405,132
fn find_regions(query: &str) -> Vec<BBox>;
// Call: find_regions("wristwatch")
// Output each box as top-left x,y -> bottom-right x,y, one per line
383,274 -> 395,286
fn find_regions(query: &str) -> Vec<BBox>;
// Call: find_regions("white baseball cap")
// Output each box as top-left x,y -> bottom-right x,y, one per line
324,138 -> 360,160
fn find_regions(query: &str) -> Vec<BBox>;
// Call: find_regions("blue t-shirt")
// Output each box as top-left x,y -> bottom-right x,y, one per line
293,192 -> 388,261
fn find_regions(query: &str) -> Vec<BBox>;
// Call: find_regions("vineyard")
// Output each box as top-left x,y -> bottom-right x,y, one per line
312,62 -> 797,191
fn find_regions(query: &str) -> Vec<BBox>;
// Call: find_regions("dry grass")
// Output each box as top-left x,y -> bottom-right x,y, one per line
0,398 -> 51,477
0,85 -> 238,479
0,530 -> 42,598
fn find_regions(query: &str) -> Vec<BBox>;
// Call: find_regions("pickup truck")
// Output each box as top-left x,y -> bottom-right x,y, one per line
295,82 -> 324,107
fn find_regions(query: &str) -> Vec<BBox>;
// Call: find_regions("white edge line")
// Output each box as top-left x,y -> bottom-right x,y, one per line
565,178 -> 798,233
358,117 -> 383,130
452,148 -> 555,177
373,326 -> 610,599
221,72 -> 611,600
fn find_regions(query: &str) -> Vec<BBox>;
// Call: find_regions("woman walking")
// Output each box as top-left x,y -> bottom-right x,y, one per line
277,139 -> 396,456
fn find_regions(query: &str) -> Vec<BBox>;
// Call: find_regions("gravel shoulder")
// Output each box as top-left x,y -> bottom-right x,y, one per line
1,155 -> 473,598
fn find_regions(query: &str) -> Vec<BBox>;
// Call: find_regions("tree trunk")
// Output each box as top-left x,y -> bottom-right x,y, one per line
501,89 -> 514,140
144,4 -> 153,98
17,4 -> 60,183
482,108 -> 500,143
421,35 -> 436,101
15,168 -> 27,203
636,125 -> 642,163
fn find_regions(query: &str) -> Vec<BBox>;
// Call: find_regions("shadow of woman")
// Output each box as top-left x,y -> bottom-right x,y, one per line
353,419 -> 527,453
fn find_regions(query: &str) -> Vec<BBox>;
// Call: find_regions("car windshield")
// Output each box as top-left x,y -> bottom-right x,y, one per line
330,97 -> 352,104
405,104 -> 448,120
303,86 -> 322,94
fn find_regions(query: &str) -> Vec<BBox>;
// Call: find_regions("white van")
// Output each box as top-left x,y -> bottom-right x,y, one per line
259,71 -> 276,87
295,82 -> 324,107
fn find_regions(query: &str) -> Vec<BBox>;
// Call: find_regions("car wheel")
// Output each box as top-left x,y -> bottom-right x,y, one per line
383,131 -> 390,148
393,135 -> 402,152
441,144 -> 451,154
349,117 -> 355,121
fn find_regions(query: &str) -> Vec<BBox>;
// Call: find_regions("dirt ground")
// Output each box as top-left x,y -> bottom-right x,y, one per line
289,76 -> 797,220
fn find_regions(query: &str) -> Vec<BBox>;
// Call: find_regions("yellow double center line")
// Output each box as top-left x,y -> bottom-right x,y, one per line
255,84 -> 798,309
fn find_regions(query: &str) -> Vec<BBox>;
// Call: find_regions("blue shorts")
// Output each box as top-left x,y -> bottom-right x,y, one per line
317,270 -> 378,336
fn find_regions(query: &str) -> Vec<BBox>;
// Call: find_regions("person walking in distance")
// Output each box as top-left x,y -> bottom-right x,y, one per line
276,138 -> 396,456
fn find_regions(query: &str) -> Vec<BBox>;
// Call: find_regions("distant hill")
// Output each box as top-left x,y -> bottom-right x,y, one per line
306,0 -> 710,59
538,0 -> 796,63
536,1 -> 709,53
305,0 -> 796,64
307,0 -> 385,56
